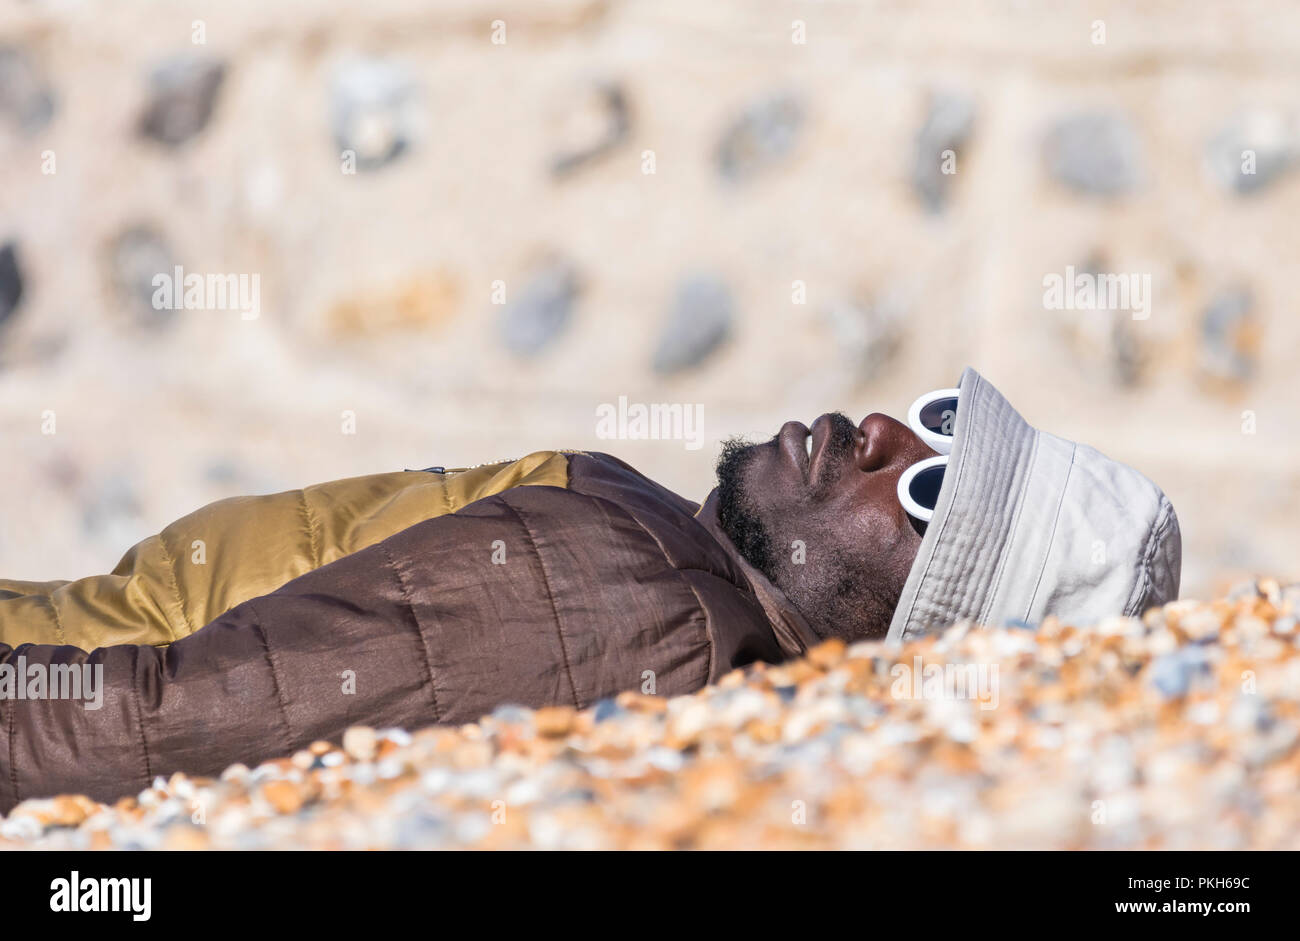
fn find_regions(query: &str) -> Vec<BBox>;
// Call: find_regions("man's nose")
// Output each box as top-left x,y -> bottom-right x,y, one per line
855,412 -> 908,472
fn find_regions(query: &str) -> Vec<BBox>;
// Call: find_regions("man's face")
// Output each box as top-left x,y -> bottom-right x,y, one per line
714,412 -> 937,641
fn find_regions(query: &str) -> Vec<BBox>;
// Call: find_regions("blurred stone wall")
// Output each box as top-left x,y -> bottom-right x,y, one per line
0,0 -> 1297,599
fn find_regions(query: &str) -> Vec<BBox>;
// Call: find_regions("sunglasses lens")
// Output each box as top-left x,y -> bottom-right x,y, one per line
908,464 -> 945,511
917,396 -> 958,437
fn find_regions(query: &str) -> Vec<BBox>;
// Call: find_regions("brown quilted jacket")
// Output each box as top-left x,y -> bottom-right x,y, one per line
0,451 -> 816,811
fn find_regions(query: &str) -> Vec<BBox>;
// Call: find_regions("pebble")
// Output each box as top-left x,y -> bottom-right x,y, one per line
326,273 -> 461,337
380,728 -> 413,748
261,780 -> 305,816
1205,110 -> 1297,194
107,226 -> 176,327
1148,650 -> 1196,698
138,57 -> 225,147
342,726 -> 378,762
0,45 -> 56,135
549,80 -> 630,177
2,582 -> 1298,849
0,241 -> 23,330
715,92 -> 804,182
806,638 -> 846,670
651,274 -> 733,375
616,691 -> 668,714
8,794 -> 100,829
592,698 -> 622,722
1199,286 -> 1258,386
221,763 -> 250,782
330,58 -> 419,171
1042,112 -> 1142,197
534,706 -> 577,738
912,92 -> 975,212
499,260 -> 579,356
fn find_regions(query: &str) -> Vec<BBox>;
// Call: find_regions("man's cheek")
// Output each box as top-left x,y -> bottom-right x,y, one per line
850,494 -> 911,552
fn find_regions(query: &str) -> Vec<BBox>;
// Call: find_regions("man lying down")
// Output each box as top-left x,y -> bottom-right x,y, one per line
0,367 -> 1181,810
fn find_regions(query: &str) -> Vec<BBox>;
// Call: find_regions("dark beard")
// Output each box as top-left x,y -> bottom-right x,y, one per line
714,437 -> 777,581
818,546 -> 903,641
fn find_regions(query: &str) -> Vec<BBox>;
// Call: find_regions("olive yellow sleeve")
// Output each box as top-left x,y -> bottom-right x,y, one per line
0,451 -> 570,650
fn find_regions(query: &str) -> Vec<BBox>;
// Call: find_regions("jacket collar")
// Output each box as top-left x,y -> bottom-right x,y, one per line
695,488 -> 822,659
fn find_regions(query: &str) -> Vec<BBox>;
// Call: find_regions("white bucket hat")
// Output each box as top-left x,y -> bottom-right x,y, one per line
886,367 -> 1182,643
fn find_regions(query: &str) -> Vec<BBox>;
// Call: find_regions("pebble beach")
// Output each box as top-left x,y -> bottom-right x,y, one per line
2,580 -> 1298,850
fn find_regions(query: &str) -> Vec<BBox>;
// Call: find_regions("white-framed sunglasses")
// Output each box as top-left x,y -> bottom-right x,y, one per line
897,387 -> 959,524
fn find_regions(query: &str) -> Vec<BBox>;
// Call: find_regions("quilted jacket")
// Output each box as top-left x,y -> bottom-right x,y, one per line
0,451 -> 816,810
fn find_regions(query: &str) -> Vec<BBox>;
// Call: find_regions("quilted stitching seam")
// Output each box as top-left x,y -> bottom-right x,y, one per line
379,540 -> 442,723
39,593 -> 68,646
1125,496 -> 1175,617
298,490 -> 323,570
4,686 -> 17,806
130,645 -> 154,785
156,534 -> 195,641
501,499 -> 583,709
246,598 -> 296,752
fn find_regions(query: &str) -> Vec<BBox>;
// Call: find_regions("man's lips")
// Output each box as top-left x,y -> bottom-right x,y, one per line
767,412 -> 927,497
777,414 -> 872,482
